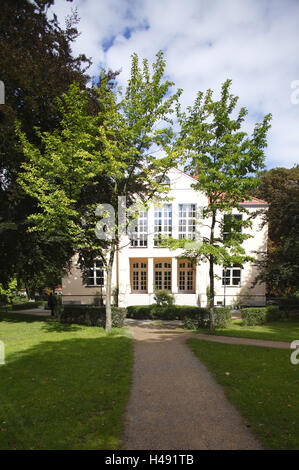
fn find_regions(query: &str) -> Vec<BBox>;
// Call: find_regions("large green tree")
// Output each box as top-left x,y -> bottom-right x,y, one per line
161,80 -> 272,329
0,0 -> 90,287
255,166 -> 299,295
17,52 -> 181,331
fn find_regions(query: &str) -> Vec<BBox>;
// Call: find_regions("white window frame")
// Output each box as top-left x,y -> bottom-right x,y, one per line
222,266 -> 241,286
85,260 -> 104,287
178,204 -> 196,240
154,204 -> 172,247
130,211 -> 148,247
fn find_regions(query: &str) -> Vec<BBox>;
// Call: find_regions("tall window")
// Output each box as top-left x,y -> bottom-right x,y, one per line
154,259 -> 172,291
178,260 -> 195,293
130,211 -> 148,247
85,260 -> 104,287
154,204 -> 172,246
223,214 -> 242,240
178,204 -> 196,240
131,260 -> 148,292
222,266 -> 241,286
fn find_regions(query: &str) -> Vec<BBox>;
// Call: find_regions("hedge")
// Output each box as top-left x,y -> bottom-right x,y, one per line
11,302 -> 40,310
279,297 -> 299,312
58,305 -> 126,328
241,306 -> 281,326
127,304 -> 232,328
183,307 -> 232,329
126,305 -> 201,321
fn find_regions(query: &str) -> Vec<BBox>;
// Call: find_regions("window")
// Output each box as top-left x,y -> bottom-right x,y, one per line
223,214 -> 242,240
131,260 -> 148,292
154,259 -> 172,291
178,260 -> 195,293
85,260 -> 104,287
178,204 -> 196,240
154,204 -> 172,246
130,211 -> 148,247
222,266 -> 241,286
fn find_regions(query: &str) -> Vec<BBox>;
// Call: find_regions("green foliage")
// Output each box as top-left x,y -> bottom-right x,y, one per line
255,166 -> 299,296
127,305 -> 200,321
279,296 -> 299,312
11,302 -> 39,310
153,289 -> 175,306
0,278 -> 18,304
184,307 -> 232,329
162,79 -> 272,329
0,0 -> 89,287
17,51 -> 182,331
59,305 -> 126,328
241,306 -> 281,326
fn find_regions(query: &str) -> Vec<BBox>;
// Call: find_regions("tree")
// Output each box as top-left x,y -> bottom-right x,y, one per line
161,80 -> 272,329
254,166 -> 299,295
0,0 -> 90,286
17,52 -> 181,331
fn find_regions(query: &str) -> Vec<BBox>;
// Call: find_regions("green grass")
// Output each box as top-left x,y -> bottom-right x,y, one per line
195,318 -> 299,342
0,312 -> 133,450
187,338 -> 299,449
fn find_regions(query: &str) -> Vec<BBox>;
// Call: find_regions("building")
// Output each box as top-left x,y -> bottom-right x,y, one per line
62,168 -> 268,308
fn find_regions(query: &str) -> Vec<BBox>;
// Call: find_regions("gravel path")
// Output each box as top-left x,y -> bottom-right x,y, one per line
194,332 -> 290,349
123,325 -> 262,450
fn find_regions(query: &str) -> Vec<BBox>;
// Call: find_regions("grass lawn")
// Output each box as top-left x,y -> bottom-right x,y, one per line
195,318 -> 299,342
0,312 -> 133,450
187,338 -> 299,450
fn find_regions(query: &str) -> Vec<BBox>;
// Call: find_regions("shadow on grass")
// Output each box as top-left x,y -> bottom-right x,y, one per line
0,333 -> 133,450
0,312 -> 47,323
41,319 -> 82,333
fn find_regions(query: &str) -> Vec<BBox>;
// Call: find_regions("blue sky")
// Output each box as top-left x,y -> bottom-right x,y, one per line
50,0 -> 299,169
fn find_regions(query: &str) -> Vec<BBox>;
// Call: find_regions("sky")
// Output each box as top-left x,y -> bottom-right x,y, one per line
49,0 -> 299,169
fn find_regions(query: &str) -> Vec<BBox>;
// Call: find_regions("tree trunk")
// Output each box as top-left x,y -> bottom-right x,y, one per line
209,255 -> 215,330
105,247 -> 115,332
209,210 -> 216,330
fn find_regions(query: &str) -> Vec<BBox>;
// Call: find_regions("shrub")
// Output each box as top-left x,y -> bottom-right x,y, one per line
126,305 -> 154,320
127,304 -> 232,328
183,307 -> 232,330
127,305 -> 202,321
153,289 -> 175,307
59,305 -> 126,328
241,306 -> 282,326
183,317 -> 199,330
279,296 -> 299,312
11,302 -> 39,310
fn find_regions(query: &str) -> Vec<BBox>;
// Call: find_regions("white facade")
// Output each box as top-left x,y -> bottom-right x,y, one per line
62,168 -> 268,308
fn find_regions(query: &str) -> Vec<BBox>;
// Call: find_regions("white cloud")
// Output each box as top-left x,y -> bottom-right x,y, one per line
49,0 -> 299,169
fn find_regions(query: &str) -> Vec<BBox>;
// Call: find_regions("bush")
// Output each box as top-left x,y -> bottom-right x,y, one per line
127,305 -> 201,321
127,305 -> 232,328
241,306 -> 282,326
153,289 -> 175,307
279,297 -> 299,312
11,302 -> 39,310
59,305 -> 126,328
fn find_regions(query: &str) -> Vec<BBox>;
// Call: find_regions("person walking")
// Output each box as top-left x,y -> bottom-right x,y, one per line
48,292 -> 57,317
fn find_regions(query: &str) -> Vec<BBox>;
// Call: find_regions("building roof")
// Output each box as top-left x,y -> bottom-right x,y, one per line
184,172 -> 268,206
